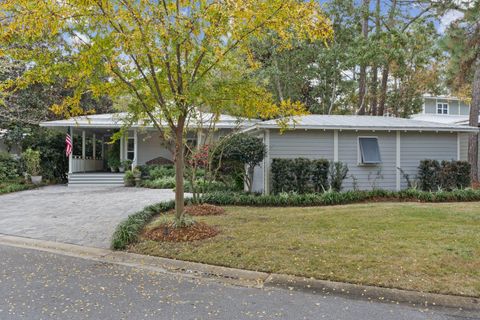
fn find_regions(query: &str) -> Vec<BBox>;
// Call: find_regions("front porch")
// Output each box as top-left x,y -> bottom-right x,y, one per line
67,127 -> 139,186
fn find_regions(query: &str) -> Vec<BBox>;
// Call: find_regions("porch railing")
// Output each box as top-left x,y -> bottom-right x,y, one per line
72,156 -> 104,173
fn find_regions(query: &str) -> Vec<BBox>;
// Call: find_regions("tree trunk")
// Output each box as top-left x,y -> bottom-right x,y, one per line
378,0 -> 396,116
247,165 -> 255,193
378,66 -> 389,116
468,58 -> 480,184
174,118 -> 186,223
356,0 -> 370,115
370,0 -> 381,115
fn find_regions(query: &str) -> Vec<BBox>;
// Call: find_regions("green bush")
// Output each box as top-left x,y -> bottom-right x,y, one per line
312,159 -> 330,192
21,128 -> 68,182
141,176 -> 176,189
293,158 -> 313,194
271,159 -> 296,193
111,200 -> 176,250
271,158 -> 341,194
0,152 -> 19,182
418,159 -> 471,191
0,181 -> 38,194
124,170 -> 135,187
149,165 -> 175,179
199,188 -> 480,207
22,148 -> 41,176
329,161 -> 349,192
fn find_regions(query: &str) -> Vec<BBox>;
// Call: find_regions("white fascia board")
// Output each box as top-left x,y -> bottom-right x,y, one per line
254,124 -> 479,133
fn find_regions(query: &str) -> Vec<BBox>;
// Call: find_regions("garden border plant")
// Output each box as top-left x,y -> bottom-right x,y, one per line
111,188 -> 480,250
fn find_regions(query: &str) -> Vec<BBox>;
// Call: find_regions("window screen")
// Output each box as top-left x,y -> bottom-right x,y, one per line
359,137 -> 381,164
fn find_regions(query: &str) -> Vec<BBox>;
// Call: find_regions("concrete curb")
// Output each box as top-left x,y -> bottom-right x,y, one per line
0,234 -> 478,311
264,274 -> 479,311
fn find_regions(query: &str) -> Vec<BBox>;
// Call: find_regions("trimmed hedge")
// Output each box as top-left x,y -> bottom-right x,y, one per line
0,152 -> 19,182
111,200 -> 176,250
0,181 -> 38,194
418,160 -> 471,191
271,158 -> 332,194
199,189 -> 480,207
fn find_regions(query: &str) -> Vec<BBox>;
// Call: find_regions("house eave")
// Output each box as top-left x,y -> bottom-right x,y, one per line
247,124 -> 479,133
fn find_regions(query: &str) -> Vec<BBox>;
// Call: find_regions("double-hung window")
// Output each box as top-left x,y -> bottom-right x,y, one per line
437,103 -> 449,115
358,137 -> 381,164
127,136 -> 135,161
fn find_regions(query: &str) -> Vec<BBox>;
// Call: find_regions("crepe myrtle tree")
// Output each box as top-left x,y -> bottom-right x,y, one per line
0,0 -> 332,226
217,133 -> 267,193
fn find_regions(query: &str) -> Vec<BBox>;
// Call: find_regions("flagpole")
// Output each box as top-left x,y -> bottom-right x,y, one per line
68,127 -> 73,174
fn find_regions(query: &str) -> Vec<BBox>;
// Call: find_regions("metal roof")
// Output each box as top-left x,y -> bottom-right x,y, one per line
40,112 -> 259,129
410,114 -> 478,126
244,115 -> 478,133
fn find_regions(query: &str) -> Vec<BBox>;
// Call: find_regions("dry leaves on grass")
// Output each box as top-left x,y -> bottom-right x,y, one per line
184,204 -> 226,216
144,222 -> 219,242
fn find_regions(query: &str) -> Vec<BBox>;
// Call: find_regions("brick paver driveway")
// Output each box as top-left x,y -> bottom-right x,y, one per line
0,185 -> 176,248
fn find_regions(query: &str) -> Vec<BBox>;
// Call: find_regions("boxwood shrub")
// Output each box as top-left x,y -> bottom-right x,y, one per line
418,159 -> 471,191
271,158 -> 332,194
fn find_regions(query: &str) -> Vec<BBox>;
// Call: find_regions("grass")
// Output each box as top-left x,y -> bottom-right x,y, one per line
131,202 -> 480,297
0,181 -> 37,194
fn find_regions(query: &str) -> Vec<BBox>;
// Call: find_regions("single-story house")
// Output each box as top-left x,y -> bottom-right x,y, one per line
40,113 -> 258,185
243,115 -> 478,193
40,114 -> 478,190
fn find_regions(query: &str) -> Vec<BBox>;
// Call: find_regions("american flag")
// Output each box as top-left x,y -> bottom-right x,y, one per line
65,134 -> 72,157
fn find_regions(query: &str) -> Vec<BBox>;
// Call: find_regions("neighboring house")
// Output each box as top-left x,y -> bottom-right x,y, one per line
412,95 -> 480,175
41,113 -> 477,190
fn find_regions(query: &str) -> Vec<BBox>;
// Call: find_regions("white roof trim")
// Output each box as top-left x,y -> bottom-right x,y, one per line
242,115 -> 478,133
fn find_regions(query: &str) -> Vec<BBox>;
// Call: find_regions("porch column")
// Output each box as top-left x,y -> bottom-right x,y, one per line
120,133 -> 124,162
68,127 -> 73,174
82,130 -> 86,173
133,129 -> 138,168
92,133 -> 96,159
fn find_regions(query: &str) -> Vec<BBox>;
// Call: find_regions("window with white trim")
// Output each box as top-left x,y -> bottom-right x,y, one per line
127,136 -> 135,160
437,102 -> 449,114
358,137 -> 381,164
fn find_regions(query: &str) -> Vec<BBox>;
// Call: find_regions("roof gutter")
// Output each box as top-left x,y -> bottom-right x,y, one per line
250,124 -> 479,133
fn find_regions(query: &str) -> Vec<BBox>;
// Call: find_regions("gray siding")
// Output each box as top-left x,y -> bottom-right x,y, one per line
423,97 -> 470,115
264,129 -> 463,193
459,133 -> 469,161
459,133 -> 480,176
424,99 -> 436,114
137,131 -> 173,165
269,130 -> 334,159
338,131 -> 397,191
400,132 -> 457,188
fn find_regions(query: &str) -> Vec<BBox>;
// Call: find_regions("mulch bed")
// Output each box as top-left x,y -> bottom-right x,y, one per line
144,222 -> 219,242
184,204 -> 225,216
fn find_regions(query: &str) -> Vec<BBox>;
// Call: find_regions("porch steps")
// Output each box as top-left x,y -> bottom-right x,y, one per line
68,173 -> 125,187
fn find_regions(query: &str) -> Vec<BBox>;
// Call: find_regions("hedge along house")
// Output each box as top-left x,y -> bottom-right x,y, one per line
40,113 -> 257,186
243,115 -> 478,194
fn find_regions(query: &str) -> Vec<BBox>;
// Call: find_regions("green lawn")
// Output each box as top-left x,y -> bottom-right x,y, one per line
131,202 -> 480,297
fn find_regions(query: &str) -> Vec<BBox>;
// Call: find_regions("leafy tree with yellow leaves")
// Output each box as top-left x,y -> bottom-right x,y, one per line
0,0 -> 332,225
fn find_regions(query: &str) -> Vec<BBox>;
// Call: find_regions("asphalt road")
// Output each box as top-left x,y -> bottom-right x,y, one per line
0,245 -> 478,320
